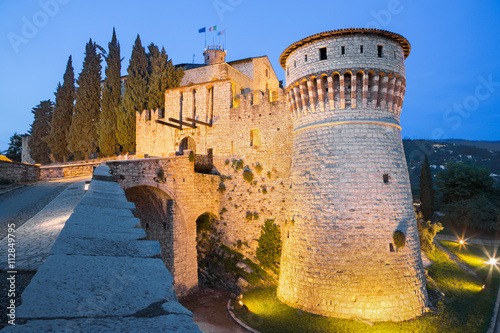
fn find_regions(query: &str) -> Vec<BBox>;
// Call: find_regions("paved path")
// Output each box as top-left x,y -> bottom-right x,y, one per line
435,234 -> 500,247
0,176 -> 90,270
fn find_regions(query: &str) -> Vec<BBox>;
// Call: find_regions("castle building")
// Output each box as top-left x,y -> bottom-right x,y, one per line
135,28 -> 428,322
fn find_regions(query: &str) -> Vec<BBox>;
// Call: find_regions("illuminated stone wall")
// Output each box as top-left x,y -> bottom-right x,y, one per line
277,29 -> 428,322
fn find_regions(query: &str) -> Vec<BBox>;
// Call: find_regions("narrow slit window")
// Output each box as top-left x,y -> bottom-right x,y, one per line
394,50 -> 397,59
360,45 -> 364,53
305,54 -> 308,62
163,223 -> 166,230
378,45 -> 383,58
341,46 -> 345,55
319,47 -> 327,60
294,60 -> 296,68
389,243 -> 395,252
383,173 -> 390,184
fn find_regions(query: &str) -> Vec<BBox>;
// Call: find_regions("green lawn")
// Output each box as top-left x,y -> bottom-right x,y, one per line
235,243 -> 500,333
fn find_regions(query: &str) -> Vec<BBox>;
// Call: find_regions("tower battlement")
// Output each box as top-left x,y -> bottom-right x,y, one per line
277,28 -> 428,322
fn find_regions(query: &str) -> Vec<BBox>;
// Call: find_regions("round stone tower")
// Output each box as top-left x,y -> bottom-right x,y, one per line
203,45 -> 226,65
277,28 -> 428,322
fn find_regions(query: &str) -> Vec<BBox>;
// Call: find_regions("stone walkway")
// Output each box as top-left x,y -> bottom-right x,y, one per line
1,165 -> 200,332
0,178 -> 89,270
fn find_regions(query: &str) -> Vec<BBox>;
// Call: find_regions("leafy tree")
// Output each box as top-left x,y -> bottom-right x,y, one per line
46,56 -> 76,162
416,211 -> 443,252
419,155 -> 434,220
3,132 -> 22,162
67,39 -> 102,160
28,100 -> 54,164
436,161 -> 495,204
256,219 -> 282,273
117,34 -> 148,153
146,43 -> 184,110
443,195 -> 499,231
98,28 -> 121,156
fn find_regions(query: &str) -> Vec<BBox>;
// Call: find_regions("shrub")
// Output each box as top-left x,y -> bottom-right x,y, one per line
155,168 -> 166,183
256,219 -> 282,273
267,171 -> 272,179
253,212 -> 259,220
237,240 -> 242,249
262,187 -> 267,195
246,211 -> 253,221
243,167 -> 254,183
255,163 -> 263,173
218,182 -> 226,193
234,159 -> 244,171
416,212 -> 443,252
225,159 -> 230,165
188,151 -> 195,162
393,230 -> 406,249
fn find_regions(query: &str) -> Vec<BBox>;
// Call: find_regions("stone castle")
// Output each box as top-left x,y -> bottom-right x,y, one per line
134,28 -> 428,322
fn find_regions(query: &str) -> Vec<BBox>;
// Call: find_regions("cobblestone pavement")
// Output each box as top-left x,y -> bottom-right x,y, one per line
0,176 -> 90,270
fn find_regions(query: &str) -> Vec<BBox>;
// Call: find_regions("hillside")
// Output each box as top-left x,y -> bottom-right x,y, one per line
403,139 -> 500,193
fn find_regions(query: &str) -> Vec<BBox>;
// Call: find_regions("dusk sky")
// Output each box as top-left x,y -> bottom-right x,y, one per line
1,0 -> 499,153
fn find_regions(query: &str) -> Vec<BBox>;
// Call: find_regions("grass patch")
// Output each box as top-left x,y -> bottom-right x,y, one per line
236,244 -> 500,333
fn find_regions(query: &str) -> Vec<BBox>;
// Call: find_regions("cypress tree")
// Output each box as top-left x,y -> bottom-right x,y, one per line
98,28 -> 121,156
28,100 -> 54,164
46,56 -> 75,162
68,39 -> 102,160
146,44 -> 184,110
419,154 -> 434,220
4,132 -> 22,162
117,34 -> 148,153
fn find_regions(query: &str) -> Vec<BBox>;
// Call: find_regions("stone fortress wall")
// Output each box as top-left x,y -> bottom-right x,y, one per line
132,28 -> 427,322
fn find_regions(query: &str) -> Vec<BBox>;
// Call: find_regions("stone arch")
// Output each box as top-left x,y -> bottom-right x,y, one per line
332,72 -> 340,109
123,184 -> 198,296
179,136 -> 196,155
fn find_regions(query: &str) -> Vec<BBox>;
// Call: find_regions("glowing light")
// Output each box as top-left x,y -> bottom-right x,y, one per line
487,258 -> 498,265
239,300 -> 243,306
482,285 -> 486,289
84,181 -> 91,191
459,239 -> 464,245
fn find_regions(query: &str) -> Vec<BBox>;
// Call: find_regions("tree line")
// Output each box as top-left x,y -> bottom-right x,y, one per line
5,28 -> 184,164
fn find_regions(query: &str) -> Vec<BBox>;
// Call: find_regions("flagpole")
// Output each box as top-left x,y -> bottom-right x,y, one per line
205,30 -> 206,48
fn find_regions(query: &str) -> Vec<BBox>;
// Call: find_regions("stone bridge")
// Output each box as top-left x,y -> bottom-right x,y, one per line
106,154 -> 221,295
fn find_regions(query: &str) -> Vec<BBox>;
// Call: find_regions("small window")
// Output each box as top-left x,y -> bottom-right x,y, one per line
294,60 -> 296,68
341,46 -> 345,55
250,129 -> 261,147
163,223 -> 166,230
319,47 -> 327,60
378,45 -> 383,58
287,66 -> 289,76
383,173 -> 390,184
266,68 -> 269,77
389,243 -> 395,252
305,54 -> 308,62
145,223 -> 149,229
360,45 -> 364,53
394,50 -> 397,59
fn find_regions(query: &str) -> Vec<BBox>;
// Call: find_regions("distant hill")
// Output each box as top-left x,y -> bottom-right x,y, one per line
403,139 -> 500,193
435,139 -> 500,152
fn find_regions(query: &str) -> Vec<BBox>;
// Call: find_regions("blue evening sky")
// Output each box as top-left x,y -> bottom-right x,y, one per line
1,0 -> 499,153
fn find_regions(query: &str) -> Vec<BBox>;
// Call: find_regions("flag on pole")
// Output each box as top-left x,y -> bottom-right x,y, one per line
217,29 -> 225,36
198,27 -> 206,33
209,25 -> 217,31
